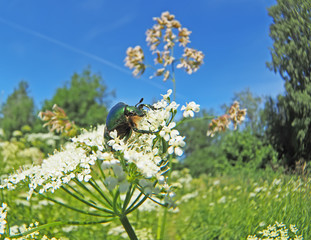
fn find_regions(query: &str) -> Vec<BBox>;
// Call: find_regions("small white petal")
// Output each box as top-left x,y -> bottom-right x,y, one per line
168,146 -> 174,155
175,147 -> 183,156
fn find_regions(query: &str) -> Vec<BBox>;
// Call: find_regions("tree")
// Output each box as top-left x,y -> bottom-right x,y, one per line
42,68 -> 114,129
179,89 -> 279,176
0,81 -> 35,138
265,0 -> 311,167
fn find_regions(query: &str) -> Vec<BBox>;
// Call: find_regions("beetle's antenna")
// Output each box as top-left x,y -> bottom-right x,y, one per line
135,98 -> 144,107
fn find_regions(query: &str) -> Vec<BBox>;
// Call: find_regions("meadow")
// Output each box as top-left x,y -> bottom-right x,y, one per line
1,158 -> 309,239
1,5 -> 311,239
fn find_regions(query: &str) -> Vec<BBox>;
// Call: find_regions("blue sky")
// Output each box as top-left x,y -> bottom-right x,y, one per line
0,0 -> 283,113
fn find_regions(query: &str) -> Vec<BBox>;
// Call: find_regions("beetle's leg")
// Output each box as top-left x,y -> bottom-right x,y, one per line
123,128 -> 132,142
132,127 -> 159,134
138,103 -> 159,111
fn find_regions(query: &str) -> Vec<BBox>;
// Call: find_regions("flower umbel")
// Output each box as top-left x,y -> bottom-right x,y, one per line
125,11 -> 204,83
0,203 -> 8,236
246,221 -> 303,240
1,90 -> 188,208
39,104 -> 78,137
207,101 -> 247,137
228,101 -> 247,130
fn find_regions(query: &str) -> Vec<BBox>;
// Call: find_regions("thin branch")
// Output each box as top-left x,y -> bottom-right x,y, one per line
61,186 -> 114,214
35,190 -> 110,218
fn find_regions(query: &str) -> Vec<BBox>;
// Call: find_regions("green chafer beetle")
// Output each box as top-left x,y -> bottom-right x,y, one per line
104,98 -> 157,141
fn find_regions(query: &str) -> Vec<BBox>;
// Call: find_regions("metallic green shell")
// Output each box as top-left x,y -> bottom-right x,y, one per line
106,102 -> 127,131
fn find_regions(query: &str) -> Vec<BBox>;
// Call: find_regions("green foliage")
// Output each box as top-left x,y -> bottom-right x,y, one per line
177,110 -> 215,156
180,90 -> 277,176
266,0 -> 311,167
0,81 -> 36,139
183,146 -> 231,176
183,129 -> 278,176
42,68 -> 114,129
220,129 -> 278,170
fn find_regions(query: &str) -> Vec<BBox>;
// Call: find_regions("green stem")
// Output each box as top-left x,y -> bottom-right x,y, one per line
61,186 -> 114,214
88,179 -> 113,207
119,215 -> 138,240
171,56 -> 176,101
122,184 -> 134,212
35,190 -> 110,218
157,208 -> 168,240
8,218 -> 115,239
73,178 -> 109,207
157,154 -> 173,240
172,78 -> 176,101
112,189 -> 121,214
125,194 -> 148,215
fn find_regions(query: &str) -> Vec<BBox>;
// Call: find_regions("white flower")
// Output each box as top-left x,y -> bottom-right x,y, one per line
181,101 -> 200,118
153,99 -> 168,109
218,196 -> 226,204
0,203 -> 8,235
159,122 -> 178,141
168,136 -> 186,156
161,89 -> 172,100
107,130 -> 125,151
158,176 -> 165,185
167,101 -> 180,111
213,180 -> 220,186
290,224 -> 298,234
164,190 -> 177,208
99,152 -> 120,169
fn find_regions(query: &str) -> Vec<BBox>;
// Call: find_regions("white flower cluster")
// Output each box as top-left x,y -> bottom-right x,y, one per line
0,90 -> 199,208
1,208 -> 58,240
247,221 -> 303,240
103,89 -> 191,204
0,203 -> 7,236
0,126 -> 105,199
27,132 -> 60,147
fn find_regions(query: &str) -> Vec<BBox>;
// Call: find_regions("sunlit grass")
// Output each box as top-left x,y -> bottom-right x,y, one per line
127,170 -> 310,240
2,167 -> 310,239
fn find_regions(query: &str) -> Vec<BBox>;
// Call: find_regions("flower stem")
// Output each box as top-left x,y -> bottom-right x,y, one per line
119,215 -> 138,240
157,208 -> 168,240
172,77 -> 176,101
9,219 -> 115,238
171,63 -> 176,101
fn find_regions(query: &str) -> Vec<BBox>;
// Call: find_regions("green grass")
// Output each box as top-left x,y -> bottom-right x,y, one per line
2,169 -> 310,239
132,170 -> 310,239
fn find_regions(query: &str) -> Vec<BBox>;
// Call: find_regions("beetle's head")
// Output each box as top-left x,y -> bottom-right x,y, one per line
125,105 -> 145,117
125,105 -> 145,128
